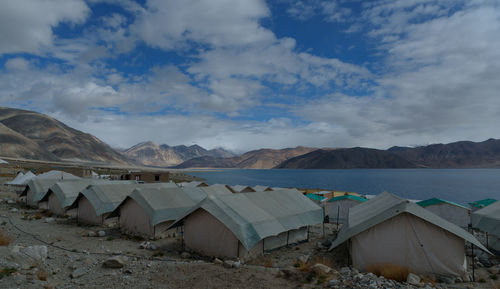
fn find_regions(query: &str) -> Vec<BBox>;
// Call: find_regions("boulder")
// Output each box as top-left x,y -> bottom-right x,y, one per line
180,252 -> 190,259
339,267 -> 351,275
44,218 -> 55,223
223,260 -> 235,269
406,273 -> 421,285
297,255 -> 309,264
97,231 -> 106,237
71,268 -> 87,278
21,245 -> 47,262
312,263 -> 332,275
214,258 -> 223,265
88,231 -> 96,237
103,256 -> 127,268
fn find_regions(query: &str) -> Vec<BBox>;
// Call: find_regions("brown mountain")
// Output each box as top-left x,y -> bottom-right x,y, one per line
174,146 -> 317,169
388,138 -> 500,168
0,107 -> 130,164
276,147 -> 417,169
122,141 -> 236,167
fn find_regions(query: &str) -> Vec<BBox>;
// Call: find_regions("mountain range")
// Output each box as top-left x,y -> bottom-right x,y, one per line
1,106 -> 500,169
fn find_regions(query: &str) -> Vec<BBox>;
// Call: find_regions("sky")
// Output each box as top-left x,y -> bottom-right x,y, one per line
0,0 -> 499,152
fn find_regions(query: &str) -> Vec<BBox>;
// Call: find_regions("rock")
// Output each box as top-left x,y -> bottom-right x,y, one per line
297,255 -> 309,264
44,217 -> 55,223
148,243 -> 158,251
124,269 -> 133,275
407,273 -> 421,285
139,241 -> 149,249
487,265 -> 500,274
97,231 -> 106,237
103,256 -> 127,268
223,260 -> 235,268
437,275 -> 456,284
328,279 -> 339,286
21,245 -> 48,262
339,267 -> 351,275
233,260 -> 241,269
7,199 -> 16,204
214,258 -> 223,265
10,208 -> 18,212
88,231 -> 96,237
321,238 -> 332,247
71,268 -> 87,278
180,252 -> 190,259
312,263 -> 332,275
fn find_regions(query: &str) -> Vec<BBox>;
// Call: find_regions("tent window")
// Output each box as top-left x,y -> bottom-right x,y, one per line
155,175 -> 160,181
135,175 -> 141,181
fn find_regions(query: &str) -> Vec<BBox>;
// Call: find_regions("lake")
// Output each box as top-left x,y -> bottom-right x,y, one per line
186,169 -> 500,205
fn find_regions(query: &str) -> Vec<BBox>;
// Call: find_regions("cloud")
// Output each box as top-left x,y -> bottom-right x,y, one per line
285,0 -> 351,22
0,0 -> 90,55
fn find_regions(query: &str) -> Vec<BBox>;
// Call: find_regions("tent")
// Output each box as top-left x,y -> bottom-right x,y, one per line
178,181 -> 208,188
0,159 -> 8,164
471,200 -> 500,253
36,170 -> 80,180
199,184 -> 233,196
41,180 -> 106,215
21,178 -> 81,207
470,199 -> 497,212
305,193 -> 327,204
325,195 -> 366,224
108,186 -> 207,239
6,171 -> 36,186
170,189 -> 322,260
71,182 -> 174,225
330,192 -> 489,278
252,185 -> 273,192
227,185 -> 256,193
417,198 -> 470,228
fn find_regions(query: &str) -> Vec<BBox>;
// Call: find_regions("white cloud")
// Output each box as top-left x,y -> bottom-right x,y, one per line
0,0 -> 90,55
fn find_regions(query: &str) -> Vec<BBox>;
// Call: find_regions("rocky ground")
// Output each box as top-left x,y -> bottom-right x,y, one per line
0,187 -> 499,289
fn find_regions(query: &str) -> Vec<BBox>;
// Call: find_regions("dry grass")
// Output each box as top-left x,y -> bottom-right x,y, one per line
33,212 -> 43,220
37,268 -> 48,281
0,229 -> 12,246
262,257 -> 274,268
311,256 -> 335,268
366,263 -> 410,282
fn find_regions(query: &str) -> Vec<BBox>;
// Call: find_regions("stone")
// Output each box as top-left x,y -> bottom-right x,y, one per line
321,238 -> 332,247
103,256 -> 127,268
180,252 -> 190,259
328,279 -> 339,286
437,275 -> 456,284
214,258 -> 223,265
139,241 -> 149,249
407,273 -> 421,285
7,199 -> 16,204
71,268 -> 87,279
10,208 -> 18,212
297,255 -> 309,264
233,260 -> 241,269
88,231 -> 96,237
21,245 -> 48,262
223,260 -> 235,268
312,263 -> 332,275
487,265 -> 500,274
148,243 -> 158,251
339,267 -> 351,275
124,269 -> 133,275
44,217 -> 55,223
97,231 -> 106,237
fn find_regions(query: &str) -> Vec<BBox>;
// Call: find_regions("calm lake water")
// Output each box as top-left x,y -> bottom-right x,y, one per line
186,169 -> 500,205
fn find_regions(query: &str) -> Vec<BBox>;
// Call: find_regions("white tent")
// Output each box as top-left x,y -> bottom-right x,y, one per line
325,195 -> 366,224
6,171 -> 36,186
109,186 -> 207,239
330,192 -> 489,278
36,170 -> 80,180
417,198 -> 470,228
71,182 -> 173,225
170,189 -> 322,260
5,172 -> 23,185
0,159 -> 8,164
252,185 -> 273,192
227,185 -> 255,193
472,200 -> 500,253
21,178 -> 80,207
178,181 -> 208,188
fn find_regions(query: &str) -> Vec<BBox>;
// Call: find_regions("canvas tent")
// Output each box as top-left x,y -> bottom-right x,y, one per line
108,186 -> 207,239
170,189 -> 322,260
5,171 -> 36,186
227,185 -> 256,193
199,184 -> 233,196
179,181 -> 208,188
305,193 -> 327,204
0,159 -> 8,164
470,199 -> 497,212
36,170 -> 80,180
71,182 -> 174,225
471,200 -> 500,253
417,198 -> 470,228
21,178 -> 80,207
325,195 -> 366,224
330,192 -> 489,278
252,185 -> 273,192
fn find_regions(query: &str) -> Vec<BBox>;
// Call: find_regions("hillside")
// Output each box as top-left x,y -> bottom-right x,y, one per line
174,146 -> 316,169
122,141 -> 235,167
0,107 -> 130,165
276,147 -> 417,169
388,138 -> 500,168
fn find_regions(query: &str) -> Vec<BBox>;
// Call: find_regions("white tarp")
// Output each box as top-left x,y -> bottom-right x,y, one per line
472,200 -> 500,252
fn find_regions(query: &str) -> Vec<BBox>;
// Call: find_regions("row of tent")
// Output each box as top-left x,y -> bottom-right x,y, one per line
15,172 -> 323,260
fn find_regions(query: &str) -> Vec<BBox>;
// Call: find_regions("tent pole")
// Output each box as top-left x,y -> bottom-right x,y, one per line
336,206 -> 340,229
471,244 -> 475,282
486,232 -> 489,249
322,205 -> 325,238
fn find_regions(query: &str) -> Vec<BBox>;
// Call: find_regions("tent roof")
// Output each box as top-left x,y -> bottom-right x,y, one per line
471,199 -> 500,236
417,197 -> 469,210
0,159 -> 8,164
252,185 -> 272,192
171,188 -> 322,250
330,192 -> 489,253
70,182 -> 177,216
36,170 -> 80,180
7,171 -> 36,185
199,184 -> 233,196
179,181 -> 208,188
110,186 -> 207,226
469,198 -> 497,209
43,179 -> 122,208
21,178 -> 81,203
328,195 -> 367,203
306,193 -> 327,202
228,185 -> 255,193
